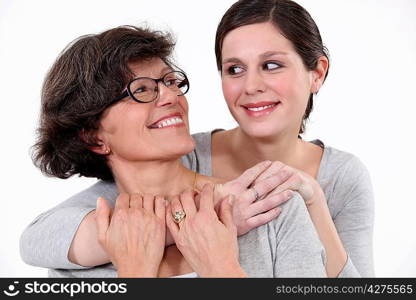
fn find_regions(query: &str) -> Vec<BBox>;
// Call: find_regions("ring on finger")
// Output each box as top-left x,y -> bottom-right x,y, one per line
173,211 -> 186,223
251,187 -> 260,202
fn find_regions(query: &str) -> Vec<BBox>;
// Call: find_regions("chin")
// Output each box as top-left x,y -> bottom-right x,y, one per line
176,135 -> 196,155
162,134 -> 196,158
240,122 -> 286,139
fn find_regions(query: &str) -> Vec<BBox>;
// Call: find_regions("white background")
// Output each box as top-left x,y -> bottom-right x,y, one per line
1,0 -> 415,277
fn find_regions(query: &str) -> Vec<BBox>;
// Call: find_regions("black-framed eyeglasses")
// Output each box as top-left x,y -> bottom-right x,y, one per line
111,70 -> 189,104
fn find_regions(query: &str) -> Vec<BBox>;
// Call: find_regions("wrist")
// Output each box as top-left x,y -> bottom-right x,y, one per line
117,264 -> 158,278
307,186 -> 326,208
204,261 -> 246,278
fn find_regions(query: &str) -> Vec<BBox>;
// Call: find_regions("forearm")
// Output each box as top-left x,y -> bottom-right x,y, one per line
69,211 -> 174,267
68,210 -> 110,266
307,195 -> 347,277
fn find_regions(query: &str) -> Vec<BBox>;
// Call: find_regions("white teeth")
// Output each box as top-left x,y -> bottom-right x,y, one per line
247,104 -> 276,112
155,117 -> 183,128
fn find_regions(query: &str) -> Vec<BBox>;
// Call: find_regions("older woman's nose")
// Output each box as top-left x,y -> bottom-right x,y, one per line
155,83 -> 179,107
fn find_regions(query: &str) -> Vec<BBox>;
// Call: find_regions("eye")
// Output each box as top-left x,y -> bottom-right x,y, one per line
227,65 -> 245,75
263,61 -> 282,71
132,85 -> 148,94
164,78 -> 178,87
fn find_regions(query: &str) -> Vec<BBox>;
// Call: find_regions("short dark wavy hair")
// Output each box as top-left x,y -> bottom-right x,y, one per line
32,25 -> 176,180
215,0 -> 330,135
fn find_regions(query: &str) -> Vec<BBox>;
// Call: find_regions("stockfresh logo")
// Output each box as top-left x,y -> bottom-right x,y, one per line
3,281 -> 20,297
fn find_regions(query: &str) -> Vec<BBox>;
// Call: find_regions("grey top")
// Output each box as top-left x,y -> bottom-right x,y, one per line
181,131 -> 374,277
20,130 -> 374,277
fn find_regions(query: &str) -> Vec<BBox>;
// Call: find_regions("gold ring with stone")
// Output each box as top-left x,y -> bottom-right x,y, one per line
173,211 -> 186,223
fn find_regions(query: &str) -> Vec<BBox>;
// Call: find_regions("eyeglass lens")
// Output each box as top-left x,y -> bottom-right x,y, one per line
128,71 -> 188,102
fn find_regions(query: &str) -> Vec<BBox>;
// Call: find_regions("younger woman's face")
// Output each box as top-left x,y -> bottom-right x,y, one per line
221,22 -> 323,139
95,58 -> 195,162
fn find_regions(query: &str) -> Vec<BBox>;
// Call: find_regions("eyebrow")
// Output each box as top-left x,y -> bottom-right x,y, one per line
222,51 -> 289,65
159,66 -> 173,77
260,51 -> 288,59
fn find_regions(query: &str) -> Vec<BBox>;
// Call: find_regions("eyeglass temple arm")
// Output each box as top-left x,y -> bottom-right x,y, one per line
109,90 -> 129,105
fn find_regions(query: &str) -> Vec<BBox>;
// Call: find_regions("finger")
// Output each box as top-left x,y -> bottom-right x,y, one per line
219,195 -> 235,229
143,194 -> 155,212
155,196 -> 166,220
243,172 -> 291,204
115,193 -> 130,210
193,191 -> 201,210
247,190 -> 293,216
199,183 -> 215,213
165,202 -> 179,239
258,168 -> 292,192
235,160 -> 272,188
170,195 -> 186,226
267,174 -> 301,197
129,194 -> 143,209
170,195 -> 184,215
254,161 -> 286,183
96,197 -> 111,244
246,207 -> 282,229
180,189 -> 197,217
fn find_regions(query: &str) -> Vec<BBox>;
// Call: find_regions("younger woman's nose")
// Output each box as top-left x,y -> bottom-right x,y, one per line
244,71 -> 266,95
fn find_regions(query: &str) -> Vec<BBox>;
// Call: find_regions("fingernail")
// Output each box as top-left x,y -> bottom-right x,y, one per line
228,194 -> 235,205
96,197 -> 102,208
287,191 -> 293,199
263,160 -> 272,166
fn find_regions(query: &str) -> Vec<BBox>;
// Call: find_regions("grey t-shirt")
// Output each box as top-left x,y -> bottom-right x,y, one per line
181,131 -> 374,277
20,130 -> 374,277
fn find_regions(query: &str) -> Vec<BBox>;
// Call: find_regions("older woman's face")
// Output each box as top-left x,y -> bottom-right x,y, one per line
96,58 -> 195,162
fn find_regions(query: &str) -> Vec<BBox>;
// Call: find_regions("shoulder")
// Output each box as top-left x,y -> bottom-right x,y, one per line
181,129 -> 223,176
56,180 -> 118,209
190,128 -> 224,150
321,145 -> 371,189
272,192 -> 310,229
319,144 -> 374,216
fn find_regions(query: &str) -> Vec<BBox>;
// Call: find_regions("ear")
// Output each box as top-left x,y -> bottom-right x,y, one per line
311,56 -> 329,94
79,129 -> 110,155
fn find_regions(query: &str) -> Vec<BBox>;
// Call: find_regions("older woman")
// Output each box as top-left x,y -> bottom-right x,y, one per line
21,25 -> 325,277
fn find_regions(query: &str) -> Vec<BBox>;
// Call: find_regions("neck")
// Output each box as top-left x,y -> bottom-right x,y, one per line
109,157 -> 196,197
229,127 -> 305,172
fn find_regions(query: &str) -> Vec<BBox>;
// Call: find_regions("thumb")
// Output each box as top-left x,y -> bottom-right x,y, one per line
95,197 -> 111,245
219,195 -> 235,230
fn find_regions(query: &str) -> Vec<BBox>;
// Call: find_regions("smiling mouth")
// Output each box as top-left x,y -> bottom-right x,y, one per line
242,101 -> 281,113
147,116 -> 184,129
246,103 -> 277,111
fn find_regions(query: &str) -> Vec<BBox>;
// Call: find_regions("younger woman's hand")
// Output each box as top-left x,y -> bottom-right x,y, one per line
95,193 -> 166,277
166,185 -> 246,277
253,161 -> 325,206
215,161 -> 294,235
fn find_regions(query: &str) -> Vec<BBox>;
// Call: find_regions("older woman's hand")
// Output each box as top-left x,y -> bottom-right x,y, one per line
166,184 -> 246,277
214,161 -> 294,235
95,194 -> 166,277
